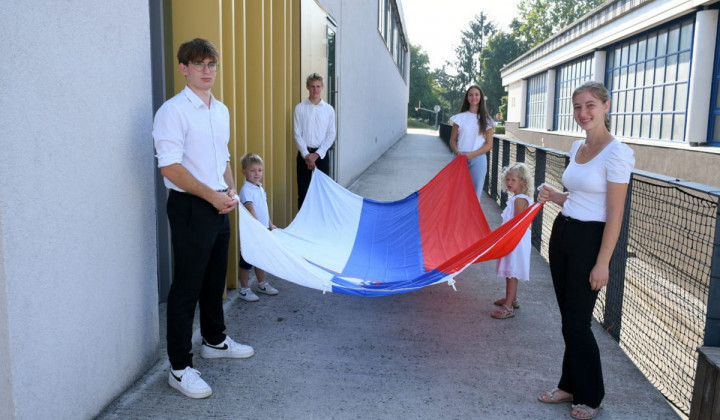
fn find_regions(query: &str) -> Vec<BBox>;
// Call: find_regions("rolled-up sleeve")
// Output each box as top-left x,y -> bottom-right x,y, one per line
153,104 -> 185,168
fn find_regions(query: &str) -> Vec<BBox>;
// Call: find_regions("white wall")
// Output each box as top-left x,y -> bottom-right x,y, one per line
0,1 -> 159,419
321,0 -> 410,186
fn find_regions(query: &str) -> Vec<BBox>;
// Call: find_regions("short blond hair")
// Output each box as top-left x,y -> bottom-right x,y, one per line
241,153 -> 263,169
501,162 -> 533,196
306,73 -> 324,87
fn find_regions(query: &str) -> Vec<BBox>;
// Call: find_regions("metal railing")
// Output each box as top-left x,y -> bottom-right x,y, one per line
485,136 -> 720,416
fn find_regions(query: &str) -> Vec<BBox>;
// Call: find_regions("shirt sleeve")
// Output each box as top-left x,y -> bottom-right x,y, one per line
569,140 -> 583,159
152,103 -> 185,168
239,185 -> 252,204
606,142 -> 635,184
316,104 -> 336,159
293,103 -> 309,158
485,116 -> 495,131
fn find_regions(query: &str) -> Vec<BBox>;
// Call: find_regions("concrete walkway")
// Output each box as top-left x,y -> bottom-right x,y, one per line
97,129 -> 679,419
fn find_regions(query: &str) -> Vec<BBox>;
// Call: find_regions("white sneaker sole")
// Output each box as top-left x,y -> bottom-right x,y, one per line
255,288 -> 278,296
200,346 -> 255,359
168,375 -> 212,399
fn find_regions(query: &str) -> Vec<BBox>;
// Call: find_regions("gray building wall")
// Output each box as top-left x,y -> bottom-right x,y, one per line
0,1 -> 159,419
321,0 -> 410,187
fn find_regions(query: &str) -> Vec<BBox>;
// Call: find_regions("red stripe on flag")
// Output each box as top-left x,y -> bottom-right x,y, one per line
417,156 -> 491,271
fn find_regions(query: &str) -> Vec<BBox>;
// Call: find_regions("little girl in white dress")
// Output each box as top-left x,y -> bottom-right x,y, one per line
493,162 -> 534,319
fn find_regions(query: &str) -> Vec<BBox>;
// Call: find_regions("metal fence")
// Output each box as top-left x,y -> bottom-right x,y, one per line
485,136 -> 720,416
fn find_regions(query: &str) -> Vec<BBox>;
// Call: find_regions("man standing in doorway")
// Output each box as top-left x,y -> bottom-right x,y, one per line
153,38 -> 254,399
293,73 -> 337,208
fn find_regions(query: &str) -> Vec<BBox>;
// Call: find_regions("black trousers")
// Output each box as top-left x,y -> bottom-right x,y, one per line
166,190 -> 229,370
296,149 -> 329,209
548,214 -> 606,408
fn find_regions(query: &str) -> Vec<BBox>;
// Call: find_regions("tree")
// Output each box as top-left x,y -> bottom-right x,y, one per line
408,44 -> 448,123
452,13 -> 497,91
511,0 -> 604,49
478,31 -> 525,115
436,13 -> 498,117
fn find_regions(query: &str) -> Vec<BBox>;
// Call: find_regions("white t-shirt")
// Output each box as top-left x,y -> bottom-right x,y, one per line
449,111 -> 494,152
240,181 -> 270,228
561,139 -> 635,222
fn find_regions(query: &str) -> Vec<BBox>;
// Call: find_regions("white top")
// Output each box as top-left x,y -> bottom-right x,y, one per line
561,139 -> 635,222
240,181 -> 270,228
293,99 -> 336,159
449,111 -> 494,152
153,85 -> 231,192
496,194 -> 533,281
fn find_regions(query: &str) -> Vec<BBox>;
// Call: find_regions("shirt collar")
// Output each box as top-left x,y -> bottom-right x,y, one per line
182,85 -> 215,109
305,98 -> 325,106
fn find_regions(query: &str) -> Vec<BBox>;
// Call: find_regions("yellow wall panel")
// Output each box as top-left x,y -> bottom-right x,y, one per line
168,0 -> 299,289
245,0 -> 266,162
289,2 -> 301,217
221,0 -> 238,289
170,1 -> 223,96
270,0 -> 286,226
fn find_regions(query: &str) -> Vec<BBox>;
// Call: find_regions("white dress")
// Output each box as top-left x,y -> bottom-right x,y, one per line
495,194 -> 533,281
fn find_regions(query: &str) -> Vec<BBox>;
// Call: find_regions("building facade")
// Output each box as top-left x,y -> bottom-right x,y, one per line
0,0 -> 409,418
0,2 -> 159,419
501,0 -> 720,188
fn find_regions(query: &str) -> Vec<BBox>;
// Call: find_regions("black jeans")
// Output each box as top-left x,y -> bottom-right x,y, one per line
296,149 -> 329,209
548,214 -> 606,408
166,190 -> 230,370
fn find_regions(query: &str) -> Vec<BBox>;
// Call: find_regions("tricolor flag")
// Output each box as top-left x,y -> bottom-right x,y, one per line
237,156 -> 543,296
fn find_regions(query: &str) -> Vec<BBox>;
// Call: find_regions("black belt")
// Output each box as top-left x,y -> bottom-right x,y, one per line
171,188 -> 227,196
557,214 -> 604,226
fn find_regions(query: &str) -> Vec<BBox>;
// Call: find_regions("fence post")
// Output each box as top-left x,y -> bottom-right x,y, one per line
603,174 -> 633,341
500,140 -> 511,207
490,138 -> 500,200
705,192 -> 720,346
532,149 -> 547,251
516,144 -> 525,163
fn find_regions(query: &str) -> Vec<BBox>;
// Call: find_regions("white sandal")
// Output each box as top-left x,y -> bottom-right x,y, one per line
571,404 -> 601,419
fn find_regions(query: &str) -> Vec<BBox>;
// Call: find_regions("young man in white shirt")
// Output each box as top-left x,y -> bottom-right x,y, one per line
152,38 -> 254,399
293,73 -> 336,208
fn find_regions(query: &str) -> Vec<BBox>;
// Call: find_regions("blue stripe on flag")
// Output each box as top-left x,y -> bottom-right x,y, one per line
329,269 -> 449,296
340,192 -> 425,282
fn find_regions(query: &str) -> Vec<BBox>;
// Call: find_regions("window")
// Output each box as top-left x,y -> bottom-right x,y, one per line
378,0 -> 407,78
554,55 -> 595,133
526,73 -> 547,129
709,18 -> 720,145
606,17 -> 694,141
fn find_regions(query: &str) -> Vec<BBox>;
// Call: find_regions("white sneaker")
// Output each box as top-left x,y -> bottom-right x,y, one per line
168,367 -> 212,399
256,281 -> 279,295
201,336 -> 255,359
238,287 -> 259,302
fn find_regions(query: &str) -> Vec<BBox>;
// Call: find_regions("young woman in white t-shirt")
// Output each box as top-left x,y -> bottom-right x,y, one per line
537,82 -> 635,420
448,85 -> 495,202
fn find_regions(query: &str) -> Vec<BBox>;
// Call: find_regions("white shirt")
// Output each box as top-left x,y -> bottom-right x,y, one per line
562,139 -> 635,222
153,85 -> 231,192
239,181 -> 270,228
293,99 -> 336,159
449,111 -> 494,152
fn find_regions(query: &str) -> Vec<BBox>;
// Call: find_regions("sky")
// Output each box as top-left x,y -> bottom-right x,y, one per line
401,0 -> 522,69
